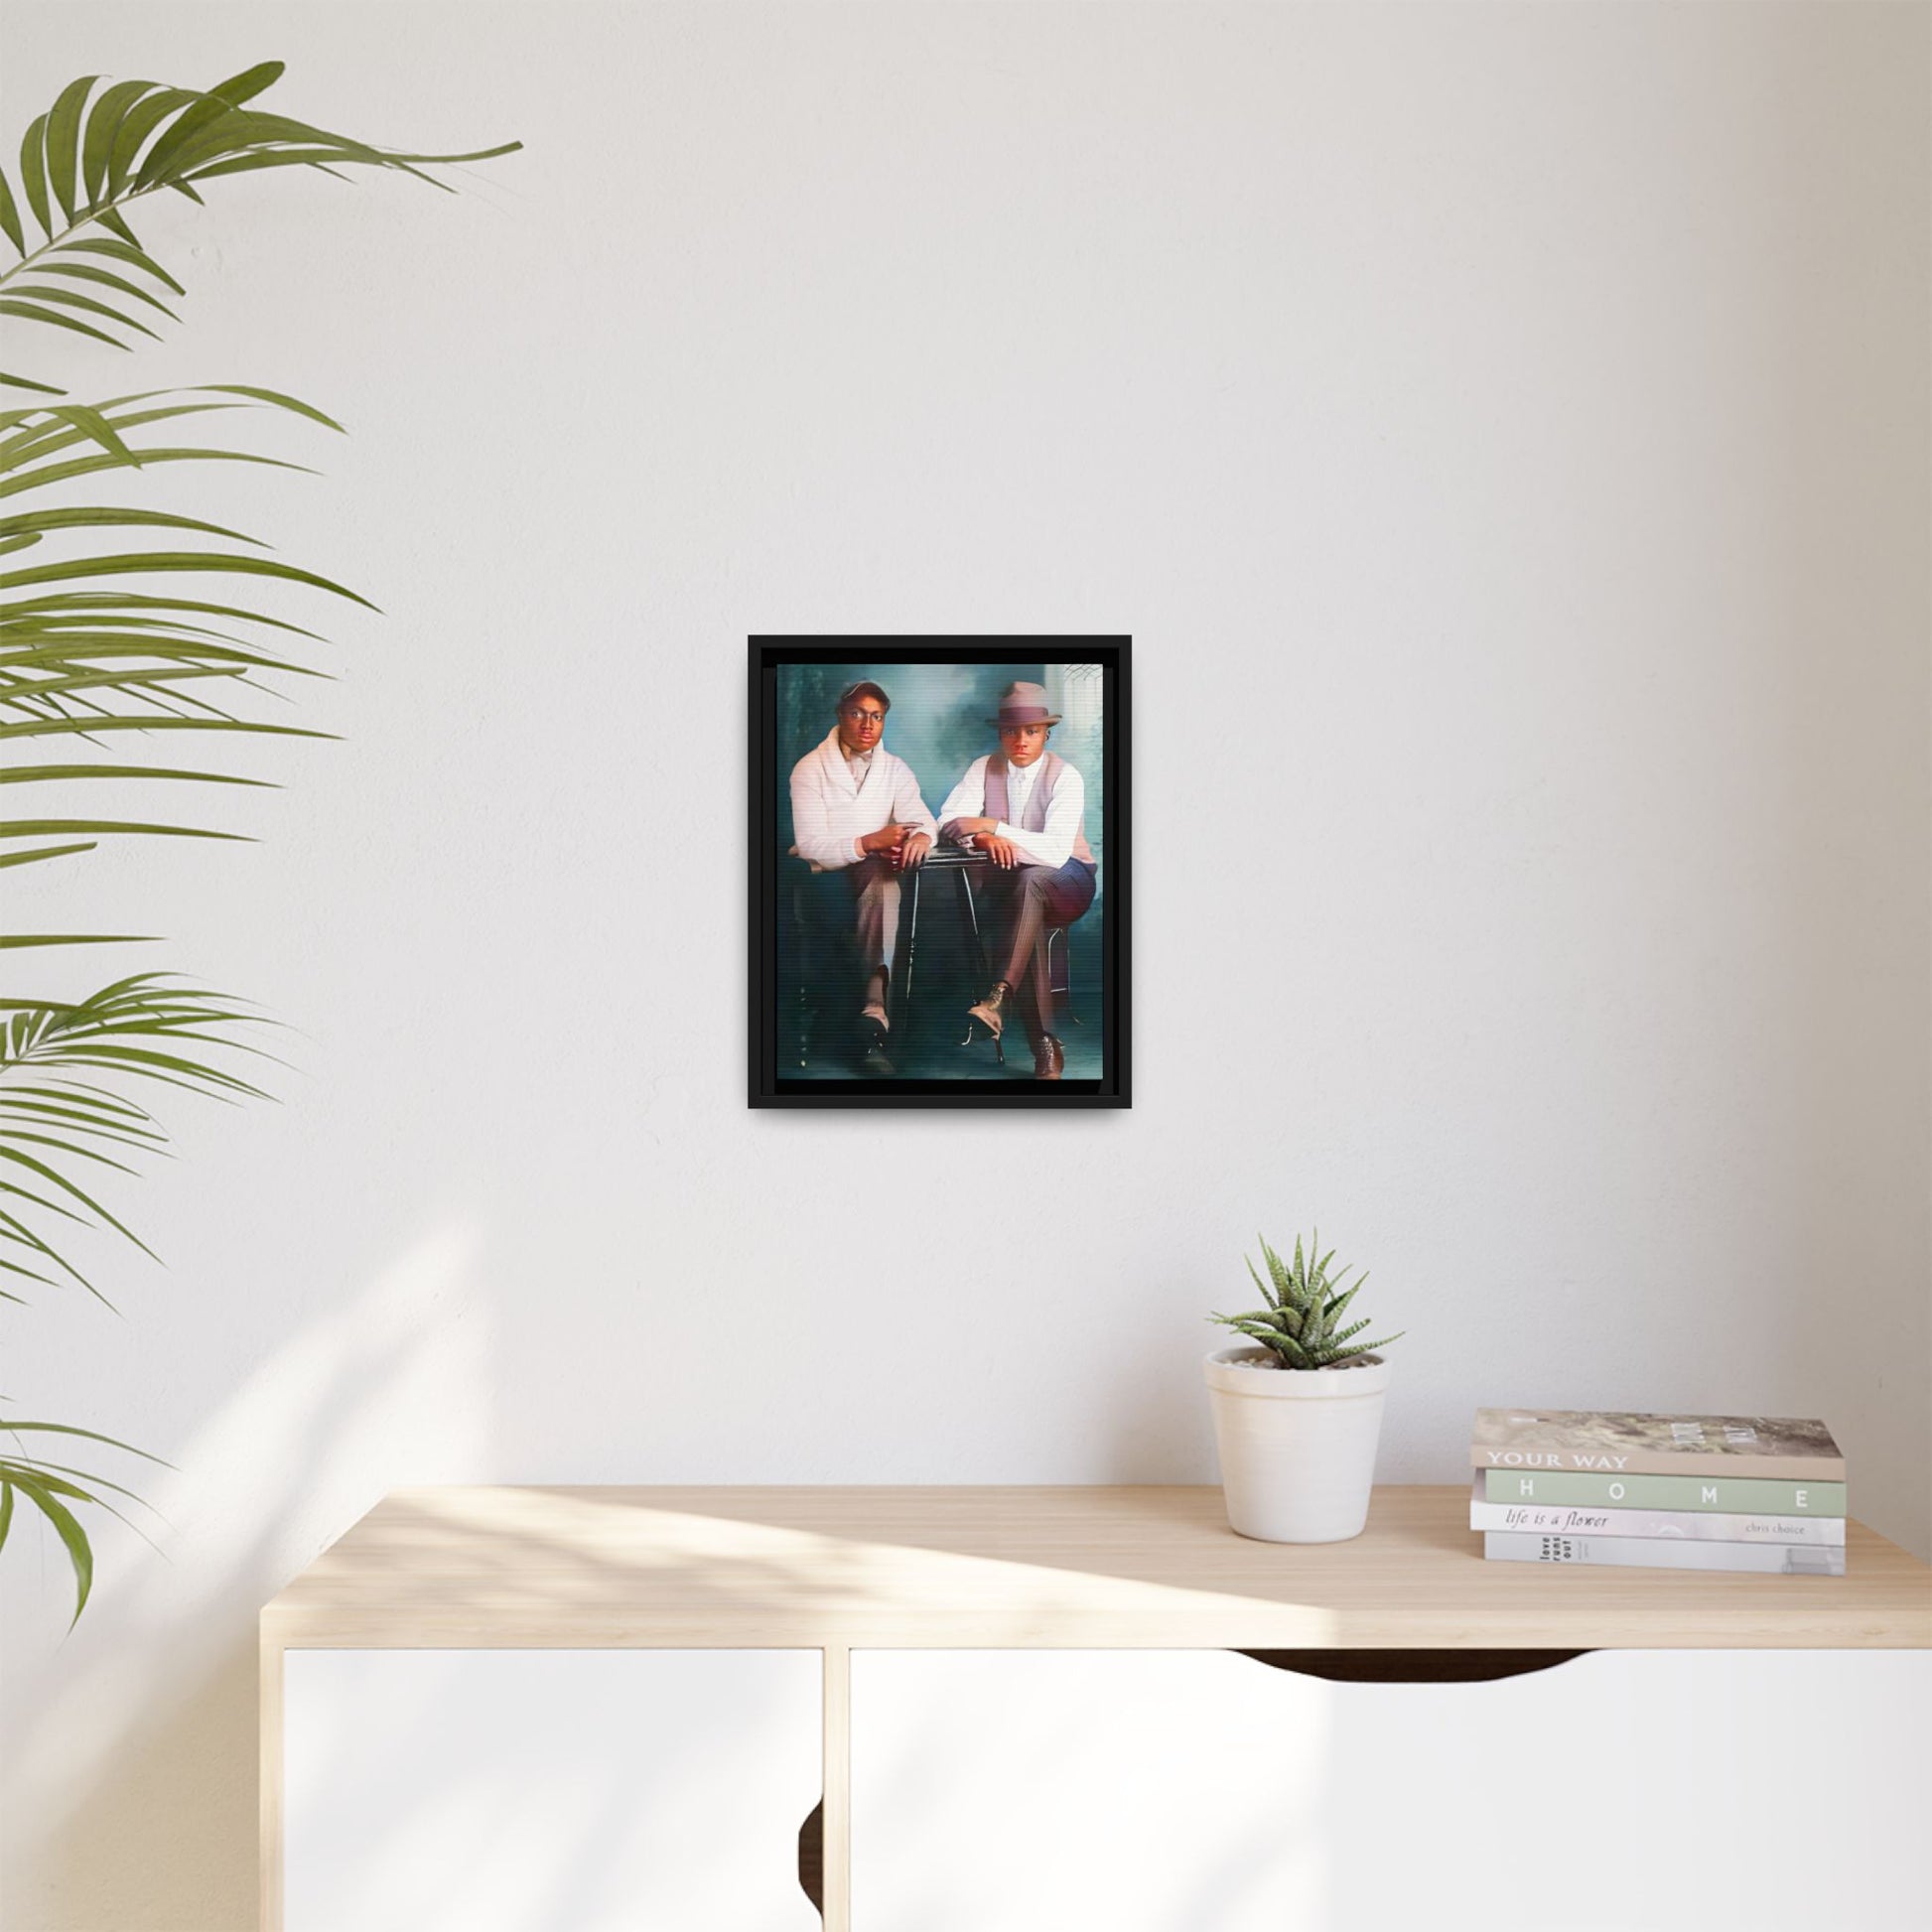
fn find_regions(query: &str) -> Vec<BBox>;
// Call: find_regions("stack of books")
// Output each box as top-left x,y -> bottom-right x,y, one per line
1469,1408 -> 1846,1576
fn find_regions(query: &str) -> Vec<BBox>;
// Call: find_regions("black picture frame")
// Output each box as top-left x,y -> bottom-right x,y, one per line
750,637 -> 1131,1108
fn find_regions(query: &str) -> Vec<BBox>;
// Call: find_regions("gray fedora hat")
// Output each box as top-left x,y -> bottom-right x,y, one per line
986,680 -> 1061,728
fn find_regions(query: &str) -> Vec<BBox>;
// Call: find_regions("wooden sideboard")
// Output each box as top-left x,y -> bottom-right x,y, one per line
261,1484 -> 1932,1930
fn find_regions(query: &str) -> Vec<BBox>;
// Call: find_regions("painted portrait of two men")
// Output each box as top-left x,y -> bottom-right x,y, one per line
750,640 -> 1129,1106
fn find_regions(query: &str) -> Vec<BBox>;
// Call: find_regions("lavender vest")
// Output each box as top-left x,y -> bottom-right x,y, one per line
981,752 -> 1095,866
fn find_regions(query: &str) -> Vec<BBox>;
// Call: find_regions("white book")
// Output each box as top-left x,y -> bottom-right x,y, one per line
1467,1476 -> 1844,1545
1484,1531 -> 1845,1577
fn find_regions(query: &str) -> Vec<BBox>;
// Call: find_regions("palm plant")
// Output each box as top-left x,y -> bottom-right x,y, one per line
0,62 -> 516,1618
1211,1232 -> 1404,1370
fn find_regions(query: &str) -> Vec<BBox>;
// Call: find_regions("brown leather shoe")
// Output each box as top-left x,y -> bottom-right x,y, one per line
1032,1033 -> 1064,1080
966,980 -> 1010,1041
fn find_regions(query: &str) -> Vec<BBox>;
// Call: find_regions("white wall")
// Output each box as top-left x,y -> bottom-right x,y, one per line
4,3 -> 1927,1926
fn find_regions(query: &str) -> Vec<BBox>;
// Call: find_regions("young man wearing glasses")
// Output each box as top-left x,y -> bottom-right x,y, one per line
787,679 -> 938,1074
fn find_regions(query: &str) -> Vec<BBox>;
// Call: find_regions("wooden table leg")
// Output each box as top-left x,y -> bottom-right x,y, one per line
259,1631 -> 284,1932
822,1643 -> 851,1929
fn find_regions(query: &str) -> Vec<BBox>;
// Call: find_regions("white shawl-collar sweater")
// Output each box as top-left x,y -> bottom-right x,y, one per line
788,727 -> 939,870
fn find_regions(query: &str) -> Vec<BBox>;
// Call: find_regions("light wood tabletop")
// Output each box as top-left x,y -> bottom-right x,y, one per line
261,1483 -> 1932,1651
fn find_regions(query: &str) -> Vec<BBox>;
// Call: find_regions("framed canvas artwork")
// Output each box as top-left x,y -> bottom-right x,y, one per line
749,638 -> 1130,1107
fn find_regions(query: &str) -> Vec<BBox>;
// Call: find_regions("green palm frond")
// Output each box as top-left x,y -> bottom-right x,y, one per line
0,1418 -> 171,1623
0,385 -> 353,944
0,63 -> 519,392
0,974 -> 270,1305
1,62 -> 515,1621
1210,1231 -> 1405,1370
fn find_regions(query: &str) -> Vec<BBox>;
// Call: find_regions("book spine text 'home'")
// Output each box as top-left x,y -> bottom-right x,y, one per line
1482,1470 -> 1846,1515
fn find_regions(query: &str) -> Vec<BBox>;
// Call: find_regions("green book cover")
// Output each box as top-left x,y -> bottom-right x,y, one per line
1481,1468 -> 1847,1516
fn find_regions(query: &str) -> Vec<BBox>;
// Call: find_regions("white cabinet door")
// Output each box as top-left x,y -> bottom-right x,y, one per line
285,1648 -> 822,1932
851,1648 -> 1931,1932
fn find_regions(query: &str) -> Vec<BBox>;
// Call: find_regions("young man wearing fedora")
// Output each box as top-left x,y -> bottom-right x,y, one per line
787,679 -> 937,1074
935,679 -> 1098,1080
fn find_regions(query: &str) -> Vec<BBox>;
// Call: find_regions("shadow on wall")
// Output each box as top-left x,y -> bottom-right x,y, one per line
3,1224 -> 490,1932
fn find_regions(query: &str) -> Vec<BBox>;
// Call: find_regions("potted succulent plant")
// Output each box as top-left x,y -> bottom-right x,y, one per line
1204,1233 -> 1404,1544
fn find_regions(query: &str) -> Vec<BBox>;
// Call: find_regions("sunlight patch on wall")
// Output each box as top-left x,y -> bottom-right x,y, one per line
6,1219 -> 491,1863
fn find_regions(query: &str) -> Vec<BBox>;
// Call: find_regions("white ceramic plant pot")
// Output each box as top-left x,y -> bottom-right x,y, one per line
1203,1346 -> 1392,1544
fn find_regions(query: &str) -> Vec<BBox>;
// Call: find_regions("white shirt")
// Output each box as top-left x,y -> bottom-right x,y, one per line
1005,756 -> 1041,830
788,727 -> 938,870
935,754 -> 1086,870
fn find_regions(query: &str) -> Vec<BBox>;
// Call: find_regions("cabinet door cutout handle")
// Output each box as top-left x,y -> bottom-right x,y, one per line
1236,1648 -> 1589,1684
797,1796 -> 824,1918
